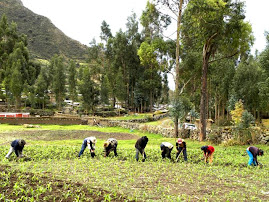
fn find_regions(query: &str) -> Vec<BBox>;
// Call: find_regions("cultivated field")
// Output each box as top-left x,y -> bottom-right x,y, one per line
0,124 -> 268,201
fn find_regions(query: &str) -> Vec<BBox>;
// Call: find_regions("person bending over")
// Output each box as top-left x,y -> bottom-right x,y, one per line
104,138 -> 118,157
78,137 -> 97,158
246,146 -> 264,166
160,142 -> 174,159
5,139 -> 26,159
135,136 -> 148,162
201,145 -> 215,163
176,138 -> 187,161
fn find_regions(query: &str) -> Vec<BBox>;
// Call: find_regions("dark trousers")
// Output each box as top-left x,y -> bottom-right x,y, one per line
161,146 -> 172,159
176,147 -> 187,161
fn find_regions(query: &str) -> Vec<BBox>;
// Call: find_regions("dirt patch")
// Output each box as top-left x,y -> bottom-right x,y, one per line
0,164 -> 130,201
0,130 -> 139,141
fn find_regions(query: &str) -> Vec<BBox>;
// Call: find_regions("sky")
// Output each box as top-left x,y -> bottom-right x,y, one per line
20,0 -> 269,90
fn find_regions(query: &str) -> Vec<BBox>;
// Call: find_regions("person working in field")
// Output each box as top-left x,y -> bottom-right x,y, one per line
78,137 -> 97,158
104,138 -> 118,157
176,138 -> 187,161
201,145 -> 215,163
5,139 -> 26,159
135,136 -> 148,162
246,146 -> 264,166
160,142 -> 174,159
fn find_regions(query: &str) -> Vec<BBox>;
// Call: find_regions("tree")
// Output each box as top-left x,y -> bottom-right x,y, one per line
51,55 -> 65,110
138,40 -> 161,112
35,67 -> 49,109
182,0 -> 253,141
68,60 -> 77,102
155,0 -> 185,95
10,61 -> 23,109
169,95 -> 192,137
233,57 -> 261,117
79,67 -> 99,114
100,74 -> 111,105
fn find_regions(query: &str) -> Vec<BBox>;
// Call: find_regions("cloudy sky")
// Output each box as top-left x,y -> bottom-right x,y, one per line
20,0 -> 269,53
20,0 -> 269,90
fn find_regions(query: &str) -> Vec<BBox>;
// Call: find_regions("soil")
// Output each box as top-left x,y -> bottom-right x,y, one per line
0,130 -> 139,142
0,165 -> 130,201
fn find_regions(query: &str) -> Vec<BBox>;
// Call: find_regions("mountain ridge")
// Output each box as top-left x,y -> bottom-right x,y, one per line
0,0 -> 88,60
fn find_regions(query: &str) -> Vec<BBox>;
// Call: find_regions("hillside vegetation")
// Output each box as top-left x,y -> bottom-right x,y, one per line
0,0 -> 88,60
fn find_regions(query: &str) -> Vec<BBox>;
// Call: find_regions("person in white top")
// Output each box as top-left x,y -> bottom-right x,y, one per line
78,137 -> 97,158
160,142 -> 174,159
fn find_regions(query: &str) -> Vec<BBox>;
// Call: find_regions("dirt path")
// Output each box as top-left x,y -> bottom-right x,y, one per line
0,130 -> 139,142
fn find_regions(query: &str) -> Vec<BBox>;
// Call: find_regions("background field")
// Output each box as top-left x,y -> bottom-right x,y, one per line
0,124 -> 268,201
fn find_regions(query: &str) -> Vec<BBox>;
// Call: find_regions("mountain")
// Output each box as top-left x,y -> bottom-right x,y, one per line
0,0 -> 88,60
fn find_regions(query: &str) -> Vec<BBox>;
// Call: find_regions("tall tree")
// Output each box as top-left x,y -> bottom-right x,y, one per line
35,67 -> 48,109
68,60 -> 77,102
51,55 -> 65,110
79,67 -> 99,114
182,0 -> 253,141
10,61 -> 23,109
155,0 -> 185,95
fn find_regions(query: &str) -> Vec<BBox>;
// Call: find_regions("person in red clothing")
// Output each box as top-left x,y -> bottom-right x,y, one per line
201,145 -> 215,163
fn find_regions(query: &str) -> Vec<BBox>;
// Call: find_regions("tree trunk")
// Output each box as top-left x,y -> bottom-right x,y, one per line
175,0 -> 184,95
174,116 -> 179,138
199,45 -> 211,141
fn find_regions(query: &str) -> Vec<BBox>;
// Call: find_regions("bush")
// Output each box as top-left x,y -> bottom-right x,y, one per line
208,131 -> 222,144
239,110 -> 254,129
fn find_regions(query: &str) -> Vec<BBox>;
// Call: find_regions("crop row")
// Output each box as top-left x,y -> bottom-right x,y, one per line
1,145 -> 266,168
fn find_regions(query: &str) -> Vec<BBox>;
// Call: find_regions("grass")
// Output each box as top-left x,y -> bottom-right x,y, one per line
0,124 -> 268,201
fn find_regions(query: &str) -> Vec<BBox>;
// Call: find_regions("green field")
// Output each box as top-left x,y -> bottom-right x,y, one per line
0,124 -> 268,201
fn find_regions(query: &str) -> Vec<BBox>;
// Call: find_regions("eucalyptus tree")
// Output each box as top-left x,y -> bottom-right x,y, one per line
138,1 -> 171,112
210,58 -> 235,121
50,55 -> 65,110
100,74 -> 111,105
10,60 -> 23,109
258,34 -> 269,114
233,57 -> 262,118
154,0 -> 186,95
68,60 -> 77,102
181,0 -> 253,141
35,66 -> 49,109
79,66 -> 99,114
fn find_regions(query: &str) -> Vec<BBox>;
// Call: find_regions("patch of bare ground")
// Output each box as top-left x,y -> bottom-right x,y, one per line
0,130 -> 139,141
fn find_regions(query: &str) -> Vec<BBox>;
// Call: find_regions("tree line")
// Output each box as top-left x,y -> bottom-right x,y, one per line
0,0 -> 269,140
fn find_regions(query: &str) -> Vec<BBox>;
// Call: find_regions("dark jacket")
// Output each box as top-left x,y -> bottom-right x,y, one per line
135,136 -> 148,153
11,139 -> 24,157
176,141 -> 186,150
248,146 -> 259,165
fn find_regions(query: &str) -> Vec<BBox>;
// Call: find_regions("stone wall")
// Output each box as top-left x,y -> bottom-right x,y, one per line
89,118 -> 269,144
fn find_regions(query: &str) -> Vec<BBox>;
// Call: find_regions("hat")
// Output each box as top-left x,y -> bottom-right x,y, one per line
177,138 -> 183,144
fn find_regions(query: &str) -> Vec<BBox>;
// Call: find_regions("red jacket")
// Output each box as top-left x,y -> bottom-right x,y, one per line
201,145 -> 215,155
207,145 -> 215,154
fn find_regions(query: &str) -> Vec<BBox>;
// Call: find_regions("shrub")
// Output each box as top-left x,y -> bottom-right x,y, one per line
208,131 -> 222,144
239,110 -> 254,129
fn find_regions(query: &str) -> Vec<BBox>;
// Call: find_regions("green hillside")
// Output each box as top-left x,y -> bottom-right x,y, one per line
0,0 -> 88,60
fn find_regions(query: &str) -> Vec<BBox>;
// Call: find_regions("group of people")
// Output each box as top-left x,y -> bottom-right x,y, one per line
5,137 -> 264,166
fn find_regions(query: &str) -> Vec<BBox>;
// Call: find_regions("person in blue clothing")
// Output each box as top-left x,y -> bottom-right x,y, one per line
78,137 -> 97,158
246,146 -> 264,166
5,139 -> 26,158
